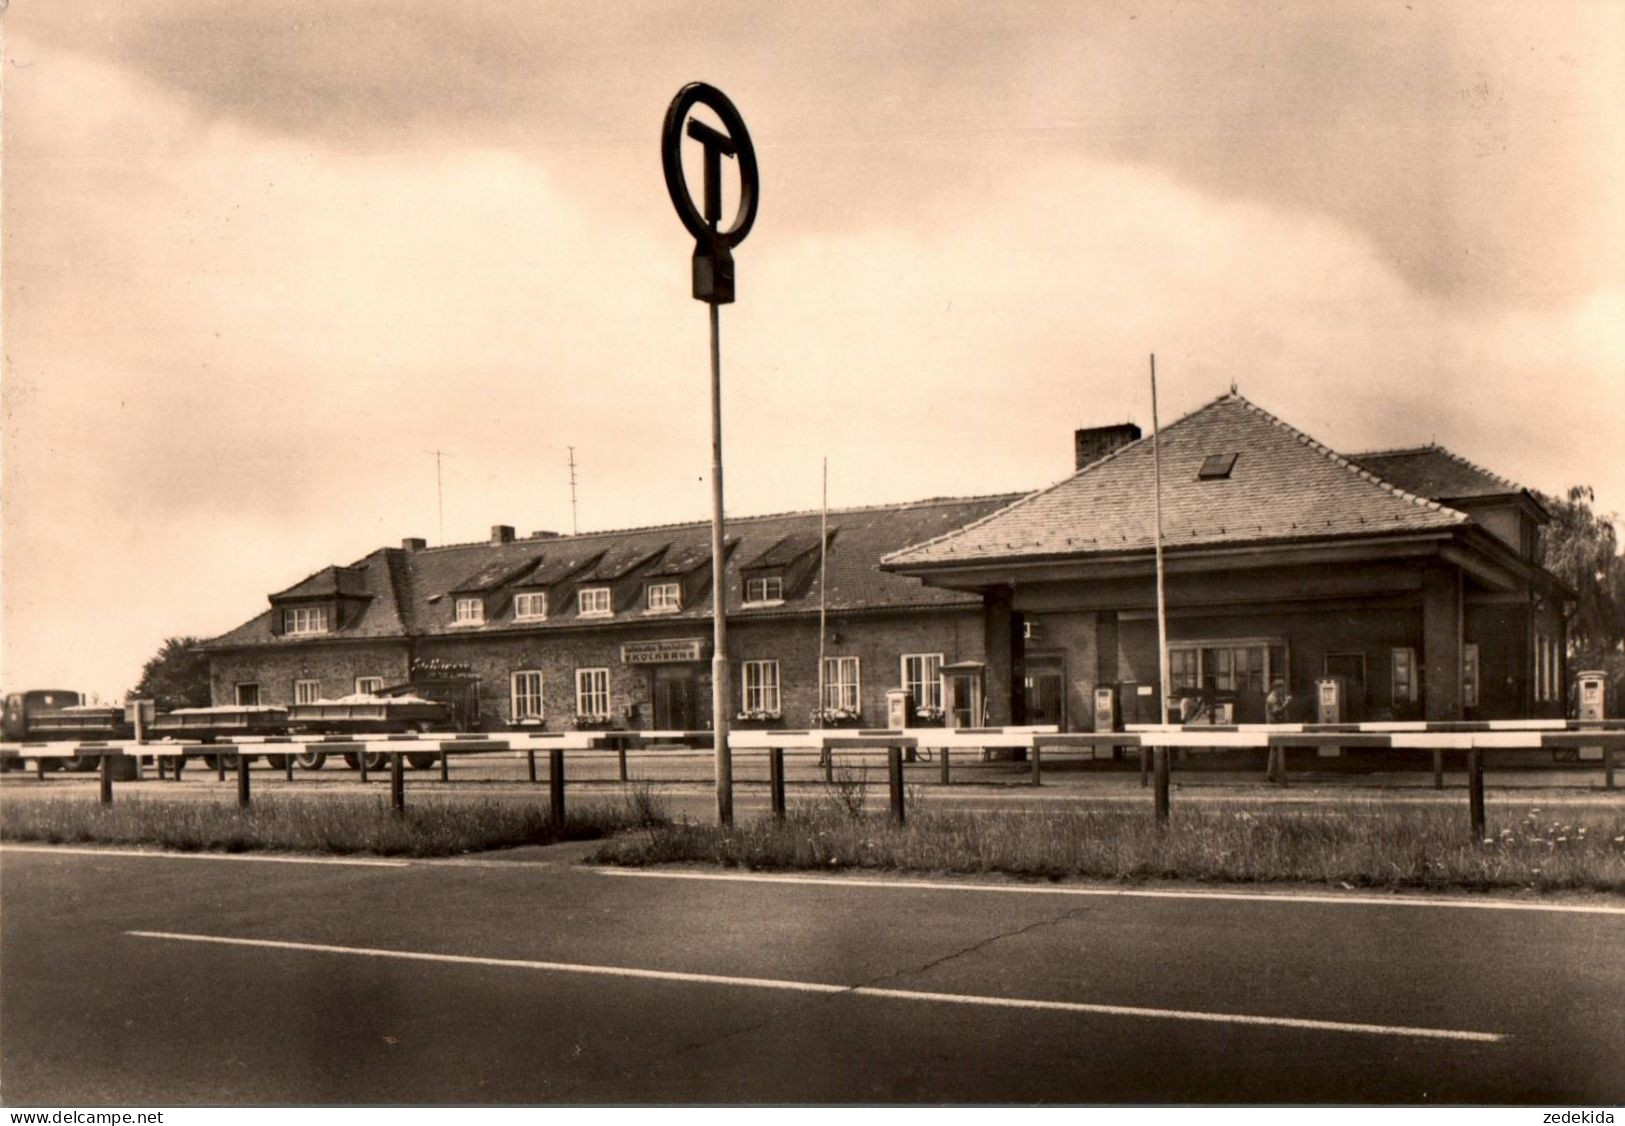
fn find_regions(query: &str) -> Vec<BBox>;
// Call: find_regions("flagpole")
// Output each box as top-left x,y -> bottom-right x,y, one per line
1150,353 -> 1172,822
817,457 -> 828,729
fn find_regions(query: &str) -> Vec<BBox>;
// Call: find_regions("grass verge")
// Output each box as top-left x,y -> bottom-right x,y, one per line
591,800 -> 1625,893
0,792 -> 666,858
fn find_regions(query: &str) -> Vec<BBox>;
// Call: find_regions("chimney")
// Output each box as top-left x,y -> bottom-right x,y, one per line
401,537 -> 427,552
1074,423 -> 1142,471
491,525 -> 516,545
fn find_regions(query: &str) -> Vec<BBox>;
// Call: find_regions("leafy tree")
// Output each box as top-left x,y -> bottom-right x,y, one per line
1537,486 -> 1625,708
131,636 -> 212,710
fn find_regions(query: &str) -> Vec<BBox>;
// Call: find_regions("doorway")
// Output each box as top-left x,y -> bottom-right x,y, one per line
653,667 -> 699,730
1323,653 -> 1367,713
1024,656 -> 1066,727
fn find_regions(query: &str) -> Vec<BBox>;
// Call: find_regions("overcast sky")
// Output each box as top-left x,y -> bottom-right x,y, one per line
3,1 -> 1622,698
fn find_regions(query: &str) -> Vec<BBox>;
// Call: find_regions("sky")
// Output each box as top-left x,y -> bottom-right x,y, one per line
2,1 -> 1622,699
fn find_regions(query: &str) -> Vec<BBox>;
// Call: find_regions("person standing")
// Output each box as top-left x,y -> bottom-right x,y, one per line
1264,678 -> 1293,782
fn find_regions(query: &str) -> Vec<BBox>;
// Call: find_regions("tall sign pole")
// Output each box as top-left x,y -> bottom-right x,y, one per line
1150,353 -> 1172,823
662,84 -> 760,826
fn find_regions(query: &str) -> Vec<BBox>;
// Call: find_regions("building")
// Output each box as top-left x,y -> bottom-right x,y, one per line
201,496 -> 1019,730
882,392 -> 1571,726
204,392 -> 1572,730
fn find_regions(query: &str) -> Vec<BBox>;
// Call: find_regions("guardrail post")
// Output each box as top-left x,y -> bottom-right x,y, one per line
174,754 -> 186,781
1153,747 -> 1170,824
1031,741 -> 1042,787
99,754 -> 114,805
888,744 -> 905,824
34,756 -> 46,782
390,753 -> 405,814
527,751 -> 538,784
283,754 -> 294,782
440,750 -> 450,781
359,751 -> 371,783
236,753 -> 251,808
1276,745 -> 1289,787
769,747 -> 786,819
1605,747 -> 1615,791
1140,744 -> 1150,788
215,752 -> 226,783
1432,749 -> 1444,790
549,747 -> 566,823
1467,749 -> 1485,840
823,748 -> 834,785
618,745 -> 629,783
939,745 -> 950,786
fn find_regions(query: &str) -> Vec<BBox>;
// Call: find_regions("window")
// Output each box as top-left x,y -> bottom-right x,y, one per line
1197,453 -> 1239,480
1463,643 -> 1480,709
1168,642 -> 1283,695
454,597 -> 485,625
355,677 -> 383,696
645,582 -> 681,613
577,587 -> 612,617
1535,634 -> 1559,702
283,606 -> 329,635
822,656 -> 860,712
294,679 -> 321,705
742,659 -> 781,714
1391,648 -> 1418,705
901,653 -> 944,710
511,671 -> 544,721
1169,648 -> 1200,692
744,574 -> 784,604
513,592 -> 548,621
575,668 -> 610,718
235,683 -> 260,706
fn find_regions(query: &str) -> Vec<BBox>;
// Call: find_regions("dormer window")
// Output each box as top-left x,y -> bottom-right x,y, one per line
284,606 -> 329,635
744,574 -> 784,605
645,581 -> 682,614
514,592 -> 548,622
577,587 -> 612,618
453,597 -> 485,625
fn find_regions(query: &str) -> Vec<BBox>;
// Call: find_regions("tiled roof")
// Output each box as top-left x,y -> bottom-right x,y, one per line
884,393 -> 1468,568
449,549 -> 551,594
1346,445 -> 1524,502
269,565 -> 372,601
211,550 -> 406,648
742,532 -> 826,570
202,495 -> 1018,648
581,542 -> 670,583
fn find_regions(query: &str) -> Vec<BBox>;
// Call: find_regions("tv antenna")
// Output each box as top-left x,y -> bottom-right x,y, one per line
427,449 -> 455,544
567,446 -> 579,535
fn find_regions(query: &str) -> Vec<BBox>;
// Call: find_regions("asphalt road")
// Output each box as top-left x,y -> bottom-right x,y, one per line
2,844 -> 1622,1104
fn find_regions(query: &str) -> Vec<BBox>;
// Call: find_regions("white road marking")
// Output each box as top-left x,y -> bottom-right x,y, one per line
126,929 -> 1506,1043
0,843 -> 410,868
595,868 -> 1625,916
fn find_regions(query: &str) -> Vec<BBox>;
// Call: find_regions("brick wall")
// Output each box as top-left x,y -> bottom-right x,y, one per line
209,642 -> 411,706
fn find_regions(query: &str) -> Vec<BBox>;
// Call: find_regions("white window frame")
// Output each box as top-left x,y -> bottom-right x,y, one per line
822,656 -> 861,712
511,670 -> 545,722
901,653 -> 944,711
742,659 -> 781,715
645,581 -> 682,614
354,676 -> 384,696
513,592 -> 548,622
743,574 -> 784,605
283,606 -> 330,635
453,597 -> 485,626
293,679 -> 322,705
1167,640 -> 1282,695
577,586 -> 613,618
1391,648 -> 1418,705
575,668 -> 611,718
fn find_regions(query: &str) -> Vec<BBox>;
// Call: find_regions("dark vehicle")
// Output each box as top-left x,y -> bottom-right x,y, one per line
1,690 -> 101,771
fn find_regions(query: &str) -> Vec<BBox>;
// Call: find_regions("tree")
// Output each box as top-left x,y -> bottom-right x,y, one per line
1537,486 -> 1625,709
131,636 -> 212,710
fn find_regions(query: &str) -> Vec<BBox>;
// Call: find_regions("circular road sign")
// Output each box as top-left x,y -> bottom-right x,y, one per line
661,83 -> 759,251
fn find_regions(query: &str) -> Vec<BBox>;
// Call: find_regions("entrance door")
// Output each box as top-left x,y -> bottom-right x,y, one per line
945,670 -> 984,729
653,667 -> 698,730
1024,658 -> 1065,727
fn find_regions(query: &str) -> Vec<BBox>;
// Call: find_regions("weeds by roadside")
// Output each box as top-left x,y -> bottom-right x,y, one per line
0,794 -> 655,858
591,800 -> 1625,893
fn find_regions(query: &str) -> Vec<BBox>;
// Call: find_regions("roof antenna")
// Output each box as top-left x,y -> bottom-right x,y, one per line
426,449 -> 455,545
1230,379 -> 1238,395
568,446 -> 580,536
